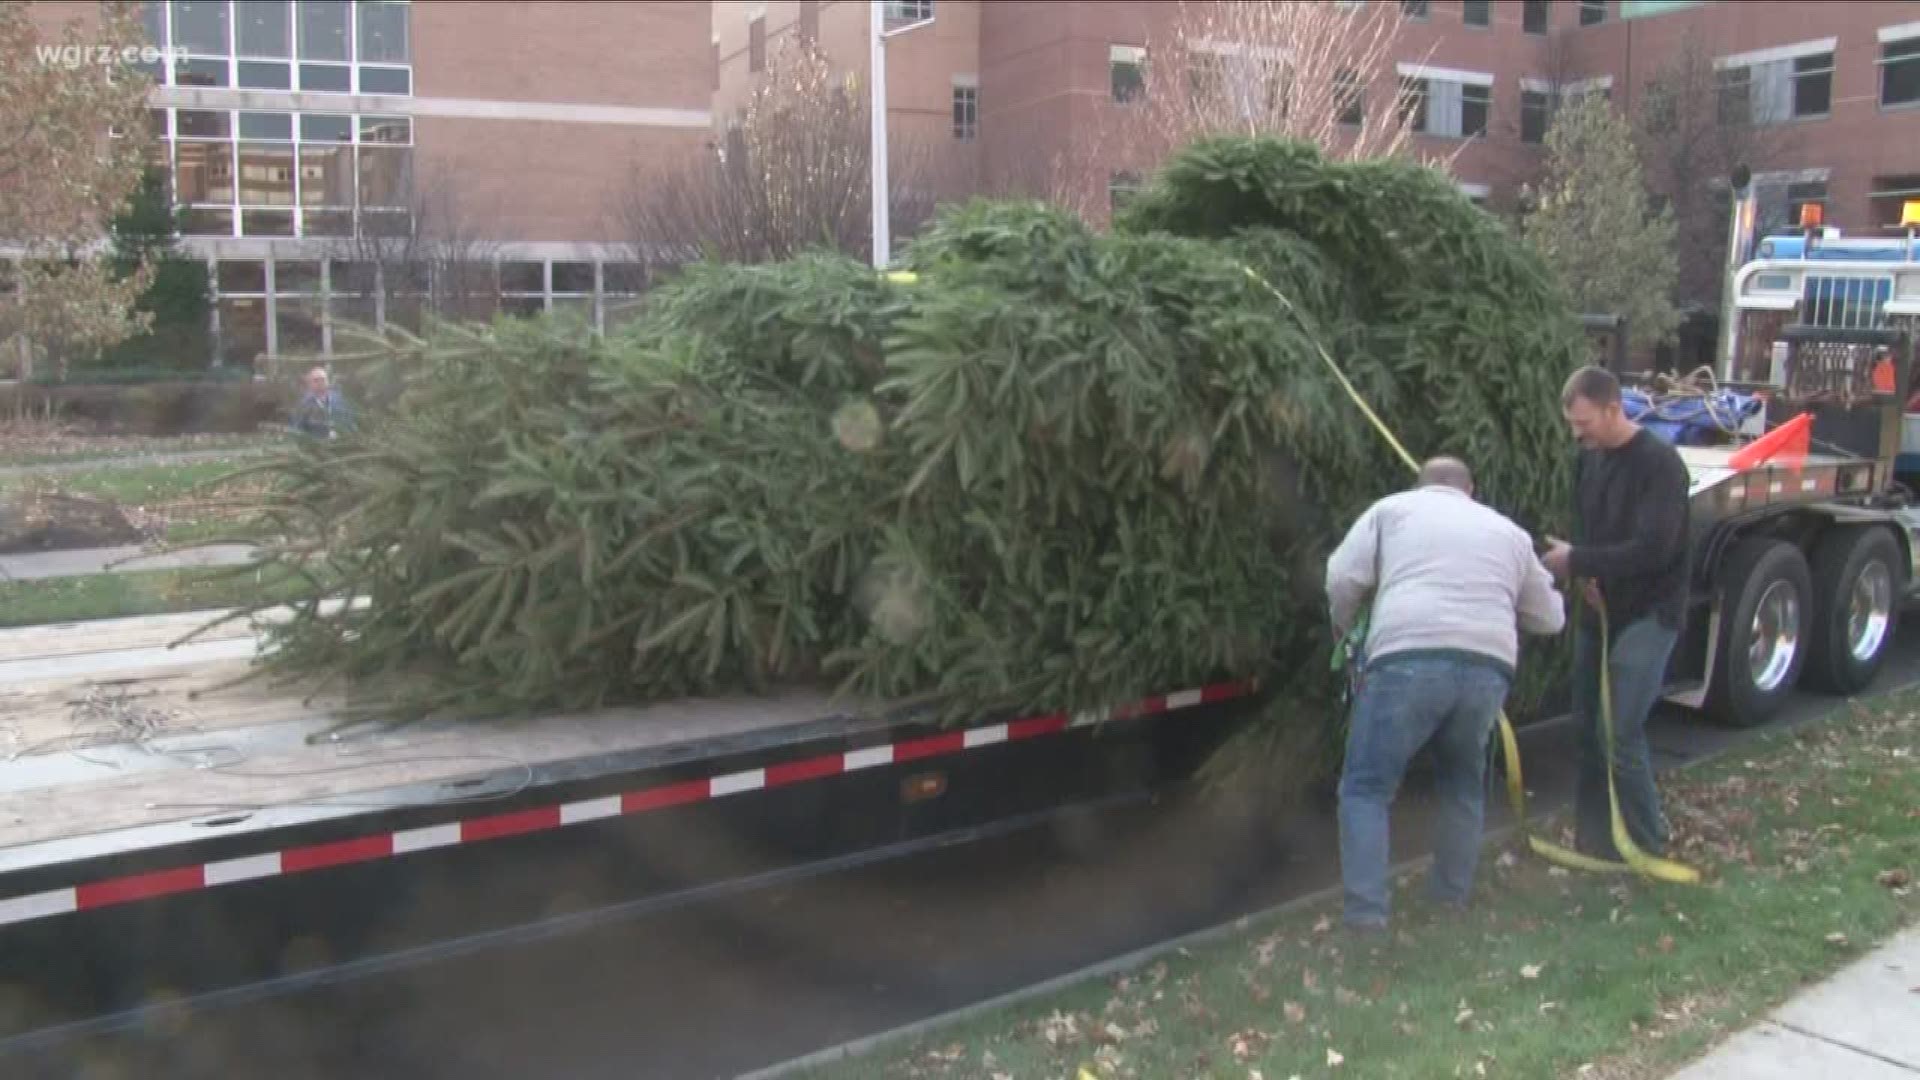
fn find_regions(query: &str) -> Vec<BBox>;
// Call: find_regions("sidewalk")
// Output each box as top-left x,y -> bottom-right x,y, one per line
0,543 -> 258,581
1669,925 -> 1920,1079
0,445 -> 268,479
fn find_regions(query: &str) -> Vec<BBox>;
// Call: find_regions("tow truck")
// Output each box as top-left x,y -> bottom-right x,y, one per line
1630,201 -> 1920,727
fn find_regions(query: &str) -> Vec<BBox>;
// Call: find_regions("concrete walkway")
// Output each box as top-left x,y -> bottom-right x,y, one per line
0,543 -> 259,581
1668,926 -> 1920,1078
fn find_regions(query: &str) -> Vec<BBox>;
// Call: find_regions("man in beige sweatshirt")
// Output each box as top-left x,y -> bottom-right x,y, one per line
1324,456 -> 1566,932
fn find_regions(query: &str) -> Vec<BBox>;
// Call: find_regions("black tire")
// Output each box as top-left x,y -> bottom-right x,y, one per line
1707,538 -> 1813,727
1802,527 -> 1905,695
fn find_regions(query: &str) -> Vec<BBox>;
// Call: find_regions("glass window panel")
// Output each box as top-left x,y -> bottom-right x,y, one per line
173,140 -> 233,203
1110,45 -> 1147,103
500,297 -> 546,320
357,146 -> 412,209
387,297 -> 424,333
297,146 -> 354,207
1463,0 -> 1490,26
140,2 -> 167,48
300,114 -> 353,143
602,263 -> 647,294
299,63 -> 351,92
176,109 -> 230,138
302,209 -> 354,236
237,1 -> 291,57
174,58 -> 229,87
277,299 -> 323,356
238,60 -> 292,89
358,67 -> 411,95
145,108 -> 170,138
217,260 -> 266,294
331,296 -> 378,335
357,2 -> 411,64
239,112 -> 293,140
180,207 -> 235,236
171,1 -> 230,55
276,261 -> 321,294
551,298 -> 594,330
361,209 -> 414,238
393,260 -> 430,294
359,116 -> 412,144
1462,84 -> 1490,138
552,262 -> 594,294
500,262 -> 544,294
238,143 -> 296,206
241,209 -> 295,236
218,297 -> 267,366
298,0 -> 351,61
328,259 -> 377,296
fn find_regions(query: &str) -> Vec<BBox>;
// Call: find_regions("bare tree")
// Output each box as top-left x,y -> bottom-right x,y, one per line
610,41 -> 951,271
1041,0 -> 1437,221
323,166 -> 503,341
1635,28 -> 1799,319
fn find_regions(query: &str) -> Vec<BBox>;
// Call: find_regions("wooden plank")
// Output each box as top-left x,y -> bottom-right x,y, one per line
0,599 -> 359,665
0,661 -> 340,760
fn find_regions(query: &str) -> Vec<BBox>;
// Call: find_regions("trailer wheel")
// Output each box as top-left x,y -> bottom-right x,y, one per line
1803,527 -> 1904,695
1708,538 -> 1812,727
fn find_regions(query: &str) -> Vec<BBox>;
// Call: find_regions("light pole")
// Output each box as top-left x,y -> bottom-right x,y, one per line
869,1 -> 934,269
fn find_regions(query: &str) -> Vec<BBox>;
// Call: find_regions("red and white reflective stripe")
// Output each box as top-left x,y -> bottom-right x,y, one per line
0,680 -> 1256,930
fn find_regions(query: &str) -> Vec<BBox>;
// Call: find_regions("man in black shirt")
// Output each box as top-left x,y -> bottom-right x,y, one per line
1541,366 -> 1691,860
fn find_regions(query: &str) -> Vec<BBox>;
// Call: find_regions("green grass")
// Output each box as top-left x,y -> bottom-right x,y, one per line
0,459 -> 255,505
0,433 -> 276,468
812,701 -> 1920,1080
0,566 -> 314,628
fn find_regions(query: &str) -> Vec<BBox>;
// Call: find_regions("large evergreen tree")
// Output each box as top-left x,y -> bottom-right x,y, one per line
1522,95 -> 1681,352
90,167 -> 213,374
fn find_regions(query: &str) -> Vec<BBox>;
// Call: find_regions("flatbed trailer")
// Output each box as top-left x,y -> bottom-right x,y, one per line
1640,226 -> 1920,727
0,606 -> 1264,1048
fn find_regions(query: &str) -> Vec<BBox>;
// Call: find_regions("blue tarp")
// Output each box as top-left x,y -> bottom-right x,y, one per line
1623,387 -> 1765,447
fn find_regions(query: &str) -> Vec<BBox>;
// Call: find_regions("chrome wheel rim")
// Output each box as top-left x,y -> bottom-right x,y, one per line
1848,561 -> 1894,664
1749,580 -> 1800,693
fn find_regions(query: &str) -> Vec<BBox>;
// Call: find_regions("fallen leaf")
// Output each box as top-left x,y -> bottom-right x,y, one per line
1877,868 -> 1911,890
1302,968 -> 1321,993
1104,1022 -> 1128,1043
1540,1001 -> 1561,1014
1520,963 -> 1543,980
1456,1007 -> 1476,1028
1327,1048 -> 1345,1067
1826,932 -> 1850,947
1657,935 -> 1676,954
1313,915 -> 1333,934
1334,987 -> 1363,1007
1284,1001 -> 1307,1024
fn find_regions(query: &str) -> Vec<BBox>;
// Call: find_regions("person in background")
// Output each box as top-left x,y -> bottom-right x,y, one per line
291,365 -> 354,440
1326,456 -> 1567,934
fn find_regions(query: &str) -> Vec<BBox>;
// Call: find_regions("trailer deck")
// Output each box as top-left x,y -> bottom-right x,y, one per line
0,608 -> 878,878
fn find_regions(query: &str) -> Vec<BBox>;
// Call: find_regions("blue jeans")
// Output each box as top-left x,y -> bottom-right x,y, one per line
1572,614 -> 1677,858
1337,654 -> 1511,928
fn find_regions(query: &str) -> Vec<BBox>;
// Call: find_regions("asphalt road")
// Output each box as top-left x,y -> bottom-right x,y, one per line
15,631 -> 1920,1080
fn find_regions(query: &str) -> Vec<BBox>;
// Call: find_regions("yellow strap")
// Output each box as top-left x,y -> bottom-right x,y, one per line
1242,266 -> 1699,886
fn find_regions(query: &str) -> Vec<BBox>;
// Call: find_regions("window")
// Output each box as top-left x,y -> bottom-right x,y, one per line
952,84 -> 977,141
1521,88 -> 1551,144
172,0 -> 230,55
885,0 -> 933,20
1870,175 -> 1920,227
357,1 -> 410,64
1786,180 -> 1828,225
1461,84 -> 1490,138
299,1 -> 352,62
1791,52 -> 1833,118
749,15 -> 765,73
1111,45 -> 1147,103
1720,46 -> 1834,126
1881,35 -> 1920,108
1336,69 -> 1365,126
1398,71 -> 1491,138
1580,1 -> 1607,26
1400,76 -> 1429,133
1108,171 -> 1142,214
1523,0 -> 1548,34
798,0 -> 820,45
1401,0 -> 1428,19
1187,46 -> 1286,121
237,2 -> 291,58
1463,0 -> 1490,27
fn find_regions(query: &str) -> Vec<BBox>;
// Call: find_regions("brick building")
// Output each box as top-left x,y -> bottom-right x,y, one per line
716,0 -> 1920,231
26,1 -> 712,365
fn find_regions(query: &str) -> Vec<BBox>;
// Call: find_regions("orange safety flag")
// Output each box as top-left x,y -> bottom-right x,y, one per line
1727,410 -> 1812,472
1873,355 -> 1897,394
